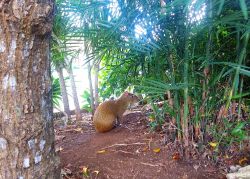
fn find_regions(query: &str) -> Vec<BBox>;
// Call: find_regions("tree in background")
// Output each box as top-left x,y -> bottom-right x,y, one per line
55,64 -> 71,117
65,57 -> 82,120
52,0 -> 83,120
94,62 -> 100,109
0,0 -> 60,177
52,3 -> 71,118
84,41 -> 95,112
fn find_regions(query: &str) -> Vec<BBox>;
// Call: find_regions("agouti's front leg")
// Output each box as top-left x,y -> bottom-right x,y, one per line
115,116 -> 122,127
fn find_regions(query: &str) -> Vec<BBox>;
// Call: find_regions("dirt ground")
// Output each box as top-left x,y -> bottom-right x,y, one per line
55,111 -> 225,179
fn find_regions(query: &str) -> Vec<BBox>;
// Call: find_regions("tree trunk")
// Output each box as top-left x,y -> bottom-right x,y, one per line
0,1 -> 60,178
87,62 -> 95,113
56,66 -> 71,118
67,67 -> 82,120
94,63 -> 100,109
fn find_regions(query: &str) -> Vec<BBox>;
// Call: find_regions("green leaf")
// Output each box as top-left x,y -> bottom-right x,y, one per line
231,122 -> 246,135
232,92 -> 250,99
217,0 -> 225,15
239,68 -> 250,76
239,0 -> 248,20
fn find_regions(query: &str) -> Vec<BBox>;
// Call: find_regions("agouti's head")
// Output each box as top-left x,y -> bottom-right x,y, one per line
121,91 -> 139,104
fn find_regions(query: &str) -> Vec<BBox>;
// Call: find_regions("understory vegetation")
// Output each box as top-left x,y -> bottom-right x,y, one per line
51,0 -> 250,158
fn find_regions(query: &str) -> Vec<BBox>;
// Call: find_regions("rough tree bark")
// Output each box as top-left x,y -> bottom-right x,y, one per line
56,65 -> 71,118
0,0 -> 60,178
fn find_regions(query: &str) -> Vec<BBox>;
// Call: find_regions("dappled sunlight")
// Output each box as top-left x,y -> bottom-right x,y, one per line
188,0 -> 206,24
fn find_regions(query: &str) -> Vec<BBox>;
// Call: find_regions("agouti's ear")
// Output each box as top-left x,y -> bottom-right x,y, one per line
124,91 -> 129,96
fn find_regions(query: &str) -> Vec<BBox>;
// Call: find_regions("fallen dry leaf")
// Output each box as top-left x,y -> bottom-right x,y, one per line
97,149 -> 107,154
239,157 -> 248,165
209,142 -> 218,148
74,128 -> 83,132
93,170 -> 100,175
172,152 -> 181,160
55,146 -> 64,152
82,166 -> 89,177
153,148 -> 161,153
148,117 -> 155,122
142,147 -> 148,152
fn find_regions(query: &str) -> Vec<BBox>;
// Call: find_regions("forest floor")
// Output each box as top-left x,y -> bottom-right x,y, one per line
55,110 -> 226,179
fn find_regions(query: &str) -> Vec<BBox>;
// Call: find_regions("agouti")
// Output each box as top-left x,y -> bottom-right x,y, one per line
93,91 -> 139,133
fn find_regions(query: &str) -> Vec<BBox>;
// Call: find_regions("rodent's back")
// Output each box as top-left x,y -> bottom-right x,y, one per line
93,100 -> 117,132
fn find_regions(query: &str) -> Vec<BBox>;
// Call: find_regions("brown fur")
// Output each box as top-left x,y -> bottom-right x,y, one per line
93,92 -> 139,132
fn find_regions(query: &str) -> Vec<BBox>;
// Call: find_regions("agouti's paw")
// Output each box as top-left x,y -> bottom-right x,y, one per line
115,119 -> 121,126
115,123 -> 122,127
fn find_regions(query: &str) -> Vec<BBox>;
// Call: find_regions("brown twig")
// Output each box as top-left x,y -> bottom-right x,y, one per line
60,128 -> 83,133
112,150 -> 135,155
140,162 -> 164,167
101,142 -> 146,150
